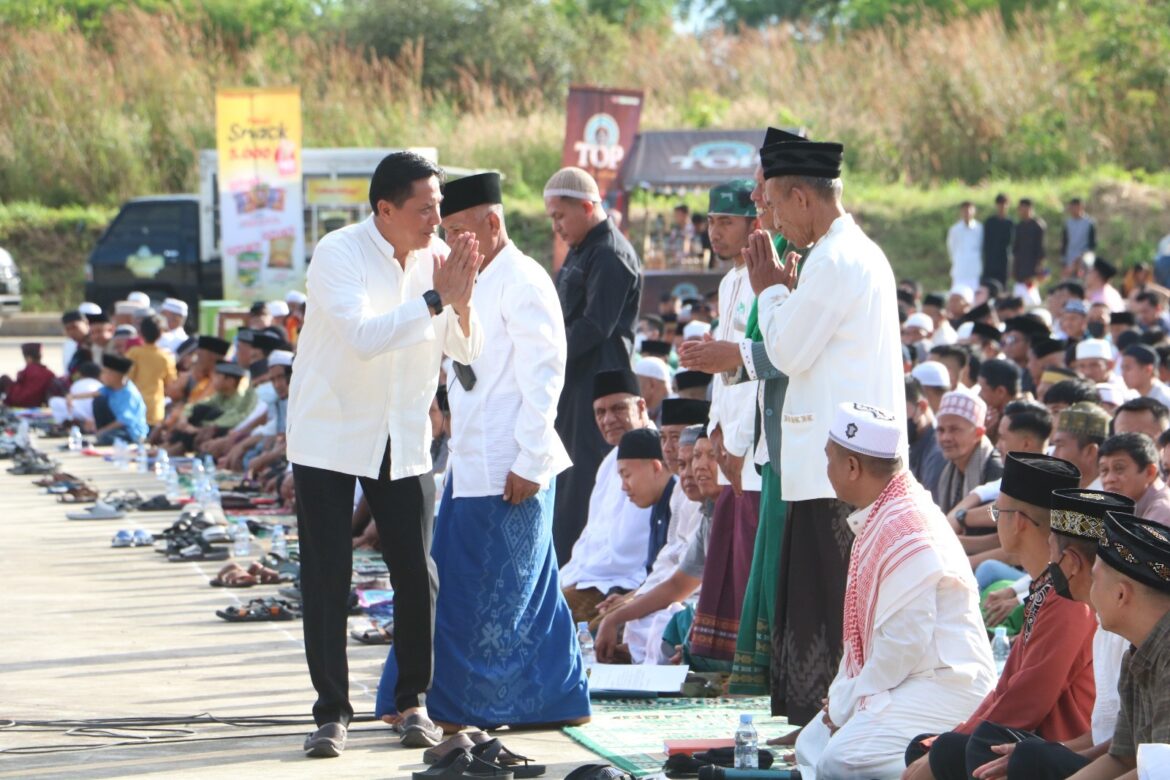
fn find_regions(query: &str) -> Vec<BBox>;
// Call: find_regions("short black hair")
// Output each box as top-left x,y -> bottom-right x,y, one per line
1059,281 -> 1086,299
1125,344 -> 1159,368
1136,290 -> 1165,308
995,193 -> 1009,205
369,152 -> 443,211
1069,197 -> 1083,206
979,278 -> 1004,299
1019,198 -> 1033,207
640,314 -> 664,331
1099,432 -> 1158,470
1157,428 -> 1170,449
905,374 -> 924,405
1044,378 -> 1100,406
1116,329 -> 1144,352
1003,400 -> 1053,441
1115,396 -> 1170,428
1141,328 -> 1168,347
995,296 -> 1024,312
979,358 -> 1021,395
139,315 -> 162,344
78,361 -> 102,380
930,344 -> 969,370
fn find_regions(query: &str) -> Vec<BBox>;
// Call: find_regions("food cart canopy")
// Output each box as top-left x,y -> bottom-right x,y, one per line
619,129 -> 801,192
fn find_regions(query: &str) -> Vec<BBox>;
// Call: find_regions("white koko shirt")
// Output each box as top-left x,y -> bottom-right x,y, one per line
287,216 -> 483,480
446,241 -> 571,497
708,262 -> 762,491
758,214 -> 907,502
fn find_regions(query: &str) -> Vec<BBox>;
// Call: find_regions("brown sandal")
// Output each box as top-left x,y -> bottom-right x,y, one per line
209,563 -> 257,588
247,562 -> 286,584
57,485 -> 100,503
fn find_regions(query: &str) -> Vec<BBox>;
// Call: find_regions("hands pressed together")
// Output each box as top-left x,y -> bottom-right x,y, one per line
432,231 -> 483,314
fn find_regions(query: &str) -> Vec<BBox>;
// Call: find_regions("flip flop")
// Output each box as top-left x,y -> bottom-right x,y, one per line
424,734 -> 477,765
247,562 -> 290,584
132,529 -> 154,546
136,494 -> 185,512
350,625 -> 393,645
413,749 -> 513,779
472,739 -> 545,778
215,601 -> 300,621
110,530 -> 134,548
167,540 -> 230,562
66,501 -> 126,521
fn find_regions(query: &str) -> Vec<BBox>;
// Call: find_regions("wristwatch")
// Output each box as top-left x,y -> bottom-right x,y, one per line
955,508 -> 968,533
423,289 -> 443,316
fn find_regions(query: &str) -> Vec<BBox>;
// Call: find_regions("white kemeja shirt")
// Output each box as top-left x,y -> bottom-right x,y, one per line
157,327 -> 189,355
559,447 -> 652,593
758,214 -> 907,502
1092,624 -> 1128,744
947,219 -> 984,289
447,241 -> 571,497
708,263 -> 762,491
287,216 -> 483,480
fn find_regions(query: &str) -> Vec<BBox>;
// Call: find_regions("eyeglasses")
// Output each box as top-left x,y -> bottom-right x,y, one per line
991,505 -> 1039,527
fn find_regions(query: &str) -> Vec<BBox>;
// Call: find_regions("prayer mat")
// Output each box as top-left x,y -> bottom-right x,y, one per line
563,697 -> 793,777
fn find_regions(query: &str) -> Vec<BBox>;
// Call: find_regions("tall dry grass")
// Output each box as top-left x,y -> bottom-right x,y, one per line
0,8 -> 1163,206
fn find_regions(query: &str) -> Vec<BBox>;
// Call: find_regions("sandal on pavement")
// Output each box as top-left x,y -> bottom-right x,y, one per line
136,494 -> 185,512
66,501 -> 126,521
472,739 -> 545,778
413,749 -> 513,779
350,624 -> 393,646
167,539 -> 230,562
132,529 -> 154,546
111,530 -> 134,548
215,600 -> 300,622
210,563 -> 256,588
423,734 -> 477,765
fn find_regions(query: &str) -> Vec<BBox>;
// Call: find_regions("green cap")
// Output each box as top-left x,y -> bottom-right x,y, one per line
707,179 -> 757,218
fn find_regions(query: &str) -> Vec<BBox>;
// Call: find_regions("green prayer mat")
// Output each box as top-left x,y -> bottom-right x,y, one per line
563,697 -> 793,777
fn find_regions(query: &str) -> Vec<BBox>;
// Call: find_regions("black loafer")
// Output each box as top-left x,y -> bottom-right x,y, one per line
303,722 -> 347,758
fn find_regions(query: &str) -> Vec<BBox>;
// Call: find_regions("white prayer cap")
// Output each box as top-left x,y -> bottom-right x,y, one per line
161,297 -> 189,317
1096,383 -> 1124,406
682,321 -> 711,339
903,312 -> 934,335
543,166 -> 602,203
938,388 -> 987,429
956,321 -> 975,341
113,324 -> 137,338
1075,339 -> 1112,362
949,285 -> 975,304
829,402 -> 903,459
267,300 -> 290,318
127,291 -> 151,308
78,301 -> 102,316
268,349 -> 294,368
634,356 -> 672,384
114,300 -> 142,315
911,361 -> 951,389
1028,307 -> 1053,327
285,290 -> 307,305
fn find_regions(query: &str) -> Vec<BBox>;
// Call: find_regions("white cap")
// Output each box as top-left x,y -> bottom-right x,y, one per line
938,389 -> 987,429
829,402 -> 903,459
268,349 -> 294,368
682,321 -> 712,339
127,291 -> 151,307
949,285 -> 975,304
1096,383 -> 1123,406
543,166 -> 602,203
1075,339 -> 1113,362
634,357 -> 672,384
161,297 -> 189,317
1029,307 -> 1053,327
78,302 -> 102,316
267,300 -> 290,318
956,321 -> 975,341
903,312 -> 935,335
114,300 -> 143,315
911,360 -> 952,389
285,290 -> 307,305
113,324 -> 138,338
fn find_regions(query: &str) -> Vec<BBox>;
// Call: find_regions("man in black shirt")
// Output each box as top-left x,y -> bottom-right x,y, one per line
982,193 -> 1014,287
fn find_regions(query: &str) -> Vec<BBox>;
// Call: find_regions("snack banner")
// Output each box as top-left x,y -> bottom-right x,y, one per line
215,87 -> 304,302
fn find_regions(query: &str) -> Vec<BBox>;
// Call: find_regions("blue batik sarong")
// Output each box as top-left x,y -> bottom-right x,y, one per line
375,475 -> 590,727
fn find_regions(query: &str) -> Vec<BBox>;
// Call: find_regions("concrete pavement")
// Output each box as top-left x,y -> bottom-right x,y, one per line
0,443 -> 600,778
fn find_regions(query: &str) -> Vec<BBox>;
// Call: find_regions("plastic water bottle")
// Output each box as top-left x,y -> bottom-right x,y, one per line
191,460 -> 206,503
113,438 -> 128,470
15,420 -> 30,449
577,622 -> 595,673
165,469 -> 182,502
154,449 -> 169,479
136,437 -> 149,473
204,453 -> 217,482
992,626 -> 1011,675
271,524 -> 288,559
734,714 -> 759,769
205,483 -> 224,522
231,519 -> 252,558
68,426 -> 82,452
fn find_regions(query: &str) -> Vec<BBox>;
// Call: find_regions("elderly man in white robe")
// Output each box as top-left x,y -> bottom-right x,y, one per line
157,298 -> 190,355
744,136 -> 907,730
560,368 -> 655,625
795,403 -> 996,780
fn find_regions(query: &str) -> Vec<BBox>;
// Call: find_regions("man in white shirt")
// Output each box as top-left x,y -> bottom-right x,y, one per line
378,172 -> 589,733
744,137 -> 906,730
560,368 -> 655,625
795,403 -> 995,780
157,298 -> 190,355
948,201 -> 985,292
287,152 -> 483,758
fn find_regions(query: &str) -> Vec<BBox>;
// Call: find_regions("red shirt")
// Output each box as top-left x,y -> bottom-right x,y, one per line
956,575 -> 1097,741
5,362 -> 57,407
